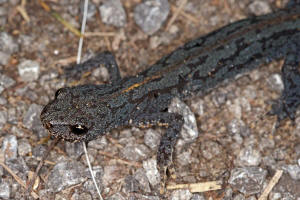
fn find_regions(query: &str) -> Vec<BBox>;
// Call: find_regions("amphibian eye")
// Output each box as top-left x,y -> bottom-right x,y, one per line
55,88 -> 64,98
70,124 -> 88,135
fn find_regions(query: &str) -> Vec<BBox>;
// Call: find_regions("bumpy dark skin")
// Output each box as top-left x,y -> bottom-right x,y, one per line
41,2 -> 300,194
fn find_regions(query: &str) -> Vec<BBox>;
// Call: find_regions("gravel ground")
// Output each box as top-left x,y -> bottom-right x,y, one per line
0,0 -> 299,199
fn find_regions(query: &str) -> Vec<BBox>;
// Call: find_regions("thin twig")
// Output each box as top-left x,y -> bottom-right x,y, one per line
0,154 -> 39,199
258,170 -> 283,200
166,0 -> 188,30
166,181 -> 222,193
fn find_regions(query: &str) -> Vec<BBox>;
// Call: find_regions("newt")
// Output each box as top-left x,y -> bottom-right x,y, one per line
40,1 -> 300,194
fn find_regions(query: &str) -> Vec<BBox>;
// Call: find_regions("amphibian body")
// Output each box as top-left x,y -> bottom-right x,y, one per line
41,1 -> 300,193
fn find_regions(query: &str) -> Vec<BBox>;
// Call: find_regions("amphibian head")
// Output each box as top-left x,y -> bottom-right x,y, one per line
40,85 -> 111,142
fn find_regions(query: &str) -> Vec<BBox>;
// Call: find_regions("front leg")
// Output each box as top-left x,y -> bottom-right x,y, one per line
64,51 -> 121,84
130,112 -> 184,194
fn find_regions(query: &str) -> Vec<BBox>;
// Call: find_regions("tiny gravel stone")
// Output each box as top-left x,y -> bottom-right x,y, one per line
121,144 -> 151,161
106,193 -> 126,200
17,139 -> 31,156
170,189 -> 193,200
102,165 -> 123,186
190,194 -> 206,200
227,119 -> 249,137
201,141 -> 221,160
144,129 -> 161,150
17,60 -> 40,82
1,135 -> 18,161
99,0 -> 126,27
233,194 -> 246,200
47,161 -> 86,192
235,146 -> 261,166
0,73 -> 15,90
176,150 -> 192,166
0,166 -> 3,176
283,164 -> 300,180
133,168 -> 151,192
0,32 -> 18,53
248,0 -> 271,15
169,97 -> 198,143
23,104 -> 47,138
71,192 -> 92,200
229,167 -> 267,195
80,1 -> 97,20
0,110 -> 7,129
0,51 -> 10,65
88,136 -> 108,150
143,159 -> 160,186
267,73 -> 284,92
134,0 -> 170,35
0,96 -> 7,105
124,175 -> 139,192
65,142 -> 83,159
0,180 -> 10,199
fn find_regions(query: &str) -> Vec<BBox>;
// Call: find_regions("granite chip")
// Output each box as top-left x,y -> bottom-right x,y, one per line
121,144 -> 151,161
0,110 -> 7,129
0,32 -> 18,53
143,159 -> 160,186
17,60 -> 40,82
0,180 -> 10,199
235,146 -> 262,166
170,189 -> 193,200
1,135 -> 18,161
47,161 -> 86,192
229,167 -> 267,195
144,129 -> 161,150
134,0 -> 170,35
99,0 -> 126,27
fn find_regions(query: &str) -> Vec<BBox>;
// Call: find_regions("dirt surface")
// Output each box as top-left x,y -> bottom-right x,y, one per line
0,0 -> 299,199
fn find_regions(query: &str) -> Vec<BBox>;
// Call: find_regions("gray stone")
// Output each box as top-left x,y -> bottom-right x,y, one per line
17,60 -> 40,82
17,139 -> 32,156
47,161 -> 86,192
99,0 -> 126,27
201,141 -> 221,160
284,164 -> 300,180
133,168 -> 151,192
190,194 -> 206,200
71,192 -> 92,200
0,73 -> 15,91
81,1 -> 97,20
106,193 -> 126,200
65,142 -> 83,159
0,51 -> 10,65
88,136 -> 108,150
0,32 -> 18,53
134,0 -> 170,35
1,135 -> 18,161
121,144 -> 151,161
144,129 -> 161,150
235,146 -> 261,166
170,189 -> 192,200
0,180 -> 10,199
23,104 -> 47,138
0,110 -> 7,129
229,167 -> 267,195
169,97 -> 198,144
0,96 -> 7,105
233,194 -> 246,200
248,1 -> 271,15
102,165 -> 123,186
267,73 -> 284,92
143,159 -> 160,186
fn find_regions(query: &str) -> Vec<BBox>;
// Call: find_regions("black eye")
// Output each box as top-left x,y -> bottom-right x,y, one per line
70,124 -> 88,135
55,88 -> 63,98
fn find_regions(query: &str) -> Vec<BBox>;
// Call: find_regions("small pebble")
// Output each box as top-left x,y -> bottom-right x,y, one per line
99,0 -> 126,27
17,139 -> 31,156
47,161 -> 86,192
134,0 -> 170,35
0,180 -> 10,199
0,32 -> 18,53
0,73 -> 15,91
284,164 -> 300,180
144,129 -> 161,150
106,193 -> 126,200
18,60 -> 40,82
121,144 -> 151,161
248,0 -> 271,15
80,1 -> 97,20
0,110 -> 7,129
235,146 -> 261,166
229,167 -> 267,195
170,189 -> 193,200
1,135 -> 18,161
143,159 -> 160,186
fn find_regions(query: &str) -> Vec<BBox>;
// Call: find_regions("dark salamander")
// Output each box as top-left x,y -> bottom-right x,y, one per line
41,1 -> 300,193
